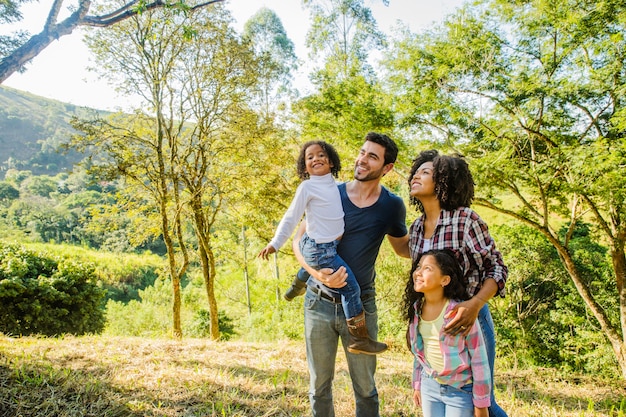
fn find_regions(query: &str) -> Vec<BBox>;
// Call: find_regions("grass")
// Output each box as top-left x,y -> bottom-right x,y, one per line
1,335 -> 625,417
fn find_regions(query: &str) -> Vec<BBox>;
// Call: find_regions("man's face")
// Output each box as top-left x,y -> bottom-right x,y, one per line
353,141 -> 392,182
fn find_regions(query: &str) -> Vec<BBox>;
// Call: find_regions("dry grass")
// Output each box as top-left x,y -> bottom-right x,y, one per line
0,335 -> 624,417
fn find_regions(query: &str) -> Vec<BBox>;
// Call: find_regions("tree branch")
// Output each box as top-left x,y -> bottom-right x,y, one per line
0,0 -> 225,83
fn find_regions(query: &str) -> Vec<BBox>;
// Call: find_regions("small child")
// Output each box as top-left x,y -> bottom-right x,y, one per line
259,140 -> 386,355
404,249 -> 491,417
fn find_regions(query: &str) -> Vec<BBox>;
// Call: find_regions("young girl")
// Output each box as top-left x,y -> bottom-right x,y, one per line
259,140 -> 386,355
404,249 -> 491,417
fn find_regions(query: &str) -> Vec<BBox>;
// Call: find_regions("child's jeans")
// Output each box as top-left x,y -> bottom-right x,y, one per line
420,372 -> 474,417
299,233 -> 362,318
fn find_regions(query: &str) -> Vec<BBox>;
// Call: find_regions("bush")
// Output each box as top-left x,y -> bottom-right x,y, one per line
0,241 -> 106,336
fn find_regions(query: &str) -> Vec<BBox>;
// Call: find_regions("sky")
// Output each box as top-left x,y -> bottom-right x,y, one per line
2,0 -> 464,111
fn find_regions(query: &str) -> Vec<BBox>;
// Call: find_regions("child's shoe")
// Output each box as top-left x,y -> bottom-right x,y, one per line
284,277 -> 307,301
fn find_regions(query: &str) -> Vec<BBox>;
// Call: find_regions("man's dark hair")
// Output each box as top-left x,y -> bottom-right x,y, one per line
364,132 -> 398,165
296,140 -> 342,180
407,150 -> 475,211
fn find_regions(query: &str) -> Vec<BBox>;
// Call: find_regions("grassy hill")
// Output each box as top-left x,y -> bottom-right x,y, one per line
0,86 -> 107,179
0,335 -> 624,417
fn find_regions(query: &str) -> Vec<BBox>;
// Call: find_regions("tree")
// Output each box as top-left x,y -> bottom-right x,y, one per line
385,0 -> 626,376
73,4 -> 264,339
303,0 -> 386,79
295,0 -> 396,154
173,8 -> 261,340
0,181 -> 19,204
0,0 -> 224,83
242,7 -> 298,121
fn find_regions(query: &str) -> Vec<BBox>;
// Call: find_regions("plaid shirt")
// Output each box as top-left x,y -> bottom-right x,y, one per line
408,207 -> 507,298
409,300 -> 492,408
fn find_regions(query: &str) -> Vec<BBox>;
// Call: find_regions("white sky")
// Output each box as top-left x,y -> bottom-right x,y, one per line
2,0 -> 464,111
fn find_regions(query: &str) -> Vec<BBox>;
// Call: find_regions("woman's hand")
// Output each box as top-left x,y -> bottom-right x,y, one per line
313,266 -> 347,288
443,297 -> 480,337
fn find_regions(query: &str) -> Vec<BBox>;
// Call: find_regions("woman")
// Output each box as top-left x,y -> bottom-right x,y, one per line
407,150 -> 508,417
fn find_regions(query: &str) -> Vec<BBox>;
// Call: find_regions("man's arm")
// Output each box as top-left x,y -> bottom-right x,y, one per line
387,234 -> 410,258
292,222 -> 347,288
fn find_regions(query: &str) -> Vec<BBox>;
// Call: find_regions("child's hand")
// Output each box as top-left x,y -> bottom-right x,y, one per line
258,245 -> 276,260
474,407 -> 488,417
412,389 -> 421,407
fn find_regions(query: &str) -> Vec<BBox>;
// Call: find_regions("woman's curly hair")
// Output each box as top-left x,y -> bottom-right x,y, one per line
407,150 -> 475,211
296,141 -> 342,180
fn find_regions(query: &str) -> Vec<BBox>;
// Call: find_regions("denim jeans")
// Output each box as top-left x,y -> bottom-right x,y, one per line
300,233 -> 362,318
478,304 -> 508,417
420,373 -> 474,417
304,287 -> 379,417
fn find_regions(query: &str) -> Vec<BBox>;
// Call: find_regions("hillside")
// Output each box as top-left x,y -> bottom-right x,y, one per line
0,86 -> 108,179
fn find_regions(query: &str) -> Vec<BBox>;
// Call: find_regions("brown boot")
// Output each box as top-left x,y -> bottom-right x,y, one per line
346,311 -> 387,355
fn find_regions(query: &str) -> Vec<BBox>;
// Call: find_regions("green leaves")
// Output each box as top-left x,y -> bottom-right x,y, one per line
0,242 -> 106,336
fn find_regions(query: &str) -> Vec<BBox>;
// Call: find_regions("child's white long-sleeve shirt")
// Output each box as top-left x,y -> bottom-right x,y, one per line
269,173 -> 344,251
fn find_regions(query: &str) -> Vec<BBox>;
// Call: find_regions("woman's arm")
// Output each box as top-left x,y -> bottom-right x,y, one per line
444,278 -> 498,336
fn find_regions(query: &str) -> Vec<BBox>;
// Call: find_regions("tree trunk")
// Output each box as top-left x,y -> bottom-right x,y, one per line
611,244 -> 626,378
553,239 -> 626,377
196,236 -> 219,340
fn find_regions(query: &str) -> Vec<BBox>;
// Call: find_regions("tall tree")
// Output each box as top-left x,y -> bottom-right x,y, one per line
242,7 -> 298,121
385,0 -> 626,376
295,0 -> 395,154
174,7 -> 261,340
303,0 -> 386,79
72,5 -> 198,338
73,4 -> 266,339
0,0 -> 224,83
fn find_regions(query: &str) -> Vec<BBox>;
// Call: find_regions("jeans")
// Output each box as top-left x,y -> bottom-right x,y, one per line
300,233 -> 362,318
420,373 -> 474,417
478,304 -> 508,417
304,287 -> 379,417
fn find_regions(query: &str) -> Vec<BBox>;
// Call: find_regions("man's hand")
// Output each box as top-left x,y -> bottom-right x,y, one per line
443,297 -> 481,337
313,266 -> 347,288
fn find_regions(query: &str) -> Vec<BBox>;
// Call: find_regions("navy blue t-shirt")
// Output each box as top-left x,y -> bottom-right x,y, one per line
335,182 -> 407,293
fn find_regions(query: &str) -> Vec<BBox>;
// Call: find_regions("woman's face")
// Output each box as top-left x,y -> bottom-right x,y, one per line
409,161 -> 435,198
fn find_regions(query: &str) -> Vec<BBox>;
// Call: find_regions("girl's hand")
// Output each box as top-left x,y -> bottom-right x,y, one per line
443,298 -> 480,336
313,266 -> 347,288
474,406 -> 488,417
412,389 -> 421,407
258,245 -> 276,260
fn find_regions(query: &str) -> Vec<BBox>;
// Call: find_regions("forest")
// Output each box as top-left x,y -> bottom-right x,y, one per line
1,0 -> 626,415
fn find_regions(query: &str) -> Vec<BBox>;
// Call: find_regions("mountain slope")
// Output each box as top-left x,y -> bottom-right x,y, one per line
0,86 -> 107,179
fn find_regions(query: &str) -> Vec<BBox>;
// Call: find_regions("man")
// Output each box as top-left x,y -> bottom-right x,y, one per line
292,132 -> 409,417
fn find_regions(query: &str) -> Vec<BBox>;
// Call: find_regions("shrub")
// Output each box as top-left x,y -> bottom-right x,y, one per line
0,241 -> 106,336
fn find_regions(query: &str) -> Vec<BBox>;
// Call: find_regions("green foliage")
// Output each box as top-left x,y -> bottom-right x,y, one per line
0,181 -> 19,204
188,309 -> 237,340
303,0 -> 386,78
491,224 -> 619,377
0,241 -> 106,336
384,0 -> 626,375
242,7 -> 298,117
